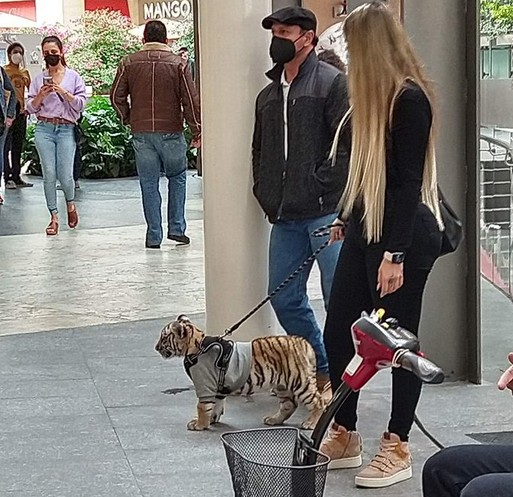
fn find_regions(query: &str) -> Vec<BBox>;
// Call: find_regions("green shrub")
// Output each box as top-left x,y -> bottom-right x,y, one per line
79,95 -> 136,178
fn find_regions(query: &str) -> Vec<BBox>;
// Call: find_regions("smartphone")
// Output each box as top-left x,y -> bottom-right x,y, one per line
43,76 -> 53,86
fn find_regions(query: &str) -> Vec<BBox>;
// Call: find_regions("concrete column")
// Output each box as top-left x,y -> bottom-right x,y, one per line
35,0 -> 64,24
198,1 -> 276,339
404,0 -> 479,381
346,0 -> 479,380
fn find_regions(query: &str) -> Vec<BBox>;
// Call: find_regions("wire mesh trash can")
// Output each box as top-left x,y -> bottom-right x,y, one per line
221,427 -> 329,497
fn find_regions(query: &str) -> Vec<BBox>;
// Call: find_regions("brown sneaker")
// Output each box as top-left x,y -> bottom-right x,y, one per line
320,423 -> 362,469
355,432 -> 412,488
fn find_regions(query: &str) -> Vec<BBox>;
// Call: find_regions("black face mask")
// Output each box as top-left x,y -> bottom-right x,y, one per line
45,54 -> 61,67
269,34 -> 306,65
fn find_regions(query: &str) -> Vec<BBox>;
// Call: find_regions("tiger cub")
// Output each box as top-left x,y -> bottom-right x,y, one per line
155,315 -> 325,431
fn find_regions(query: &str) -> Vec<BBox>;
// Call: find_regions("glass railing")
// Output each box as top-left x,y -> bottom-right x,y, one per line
480,126 -> 513,297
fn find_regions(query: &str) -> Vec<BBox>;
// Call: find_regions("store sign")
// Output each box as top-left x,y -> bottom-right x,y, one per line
141,0 -> 192,21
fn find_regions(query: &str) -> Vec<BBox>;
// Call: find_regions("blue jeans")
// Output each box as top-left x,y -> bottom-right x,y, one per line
268,213 -> 341,374
133,132 -> 187,245
34,122 -> 76,214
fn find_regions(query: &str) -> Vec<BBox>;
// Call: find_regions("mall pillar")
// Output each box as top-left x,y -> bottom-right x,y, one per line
198,1 -> 276,339
347,0 -> 480,381
403,0 -> 480,382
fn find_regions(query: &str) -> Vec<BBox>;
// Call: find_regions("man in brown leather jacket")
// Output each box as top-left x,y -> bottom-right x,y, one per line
110,20 -> 201,248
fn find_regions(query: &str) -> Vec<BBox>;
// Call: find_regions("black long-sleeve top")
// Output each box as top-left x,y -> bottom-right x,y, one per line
343,82 -> 433,254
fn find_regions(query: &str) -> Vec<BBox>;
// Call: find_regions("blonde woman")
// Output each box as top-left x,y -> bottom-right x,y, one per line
320,2 -> 443,489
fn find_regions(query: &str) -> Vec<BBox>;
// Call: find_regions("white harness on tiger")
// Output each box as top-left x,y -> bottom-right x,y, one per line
184,337 -> 252,403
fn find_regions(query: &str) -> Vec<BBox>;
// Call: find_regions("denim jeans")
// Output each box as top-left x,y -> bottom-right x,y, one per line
268,213 -> 341,374
133,132 -> 187,246
34,122 -> 76,213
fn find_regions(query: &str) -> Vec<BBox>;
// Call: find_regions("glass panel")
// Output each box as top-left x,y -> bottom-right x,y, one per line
480,6 -> 513,382
491,47 -> 511,79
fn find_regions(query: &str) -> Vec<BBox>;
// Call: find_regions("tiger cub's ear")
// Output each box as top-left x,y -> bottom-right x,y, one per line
176,314 -> 190,322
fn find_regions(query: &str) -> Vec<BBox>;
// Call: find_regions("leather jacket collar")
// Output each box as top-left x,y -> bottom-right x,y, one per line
142,42 -> 172,52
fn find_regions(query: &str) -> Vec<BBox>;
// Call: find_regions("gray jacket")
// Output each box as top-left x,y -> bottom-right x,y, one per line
184,338 -> 252,403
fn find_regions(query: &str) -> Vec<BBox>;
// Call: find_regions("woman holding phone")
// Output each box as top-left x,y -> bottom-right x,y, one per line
26,35 -> 86,235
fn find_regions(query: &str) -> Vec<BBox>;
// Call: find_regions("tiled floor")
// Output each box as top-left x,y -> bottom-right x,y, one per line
1,174 -> 512,496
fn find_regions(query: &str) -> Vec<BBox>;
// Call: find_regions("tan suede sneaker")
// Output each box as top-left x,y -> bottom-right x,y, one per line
319,424 -> 363,469
355,432 -> 412,488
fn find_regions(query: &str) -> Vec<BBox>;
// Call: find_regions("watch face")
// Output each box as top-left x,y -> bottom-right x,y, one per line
393,253 -> 405,264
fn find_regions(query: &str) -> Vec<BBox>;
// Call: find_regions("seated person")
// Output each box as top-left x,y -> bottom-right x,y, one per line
422,353 -> 513,497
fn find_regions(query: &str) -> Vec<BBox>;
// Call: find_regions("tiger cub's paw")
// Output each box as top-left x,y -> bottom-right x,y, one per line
187,418 -> 209,431
300,419 -> 317,430
263,415 -> 283,426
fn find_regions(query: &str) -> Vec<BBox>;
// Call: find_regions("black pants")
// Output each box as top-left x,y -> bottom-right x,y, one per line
423,445 -> 513,496
324,204 -> 442,441
3,113 -> 27,183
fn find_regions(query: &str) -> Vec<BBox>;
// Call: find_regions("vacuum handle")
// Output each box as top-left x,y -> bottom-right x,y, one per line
396,350 -> 445,384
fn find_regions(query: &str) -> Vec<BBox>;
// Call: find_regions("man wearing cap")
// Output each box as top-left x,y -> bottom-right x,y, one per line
111,20 -> 200,249
252,7 -> 349,390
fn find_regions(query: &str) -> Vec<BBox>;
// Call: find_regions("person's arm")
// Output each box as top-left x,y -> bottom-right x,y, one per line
24,69 -> 31,90
26,74 -> 52,114
179,62 -> 201,143
3,69 -> 16,119
54,72 -> 87,113
251,98 -> 262,196
498,353 -> 513,393
385,87 -> 432,254
310,73 -> 350,196
110,59 -> 131,125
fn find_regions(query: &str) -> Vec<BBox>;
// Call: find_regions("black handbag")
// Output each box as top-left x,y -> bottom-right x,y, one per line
438,187 -> 463,256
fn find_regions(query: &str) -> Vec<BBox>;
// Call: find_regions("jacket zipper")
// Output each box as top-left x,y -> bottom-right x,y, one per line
276,97 -> 296,220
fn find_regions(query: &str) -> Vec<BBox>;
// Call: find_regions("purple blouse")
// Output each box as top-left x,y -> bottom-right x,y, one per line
26,68 -> 87,122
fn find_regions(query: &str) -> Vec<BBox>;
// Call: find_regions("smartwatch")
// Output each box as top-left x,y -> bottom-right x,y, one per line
383,251 -> 405,264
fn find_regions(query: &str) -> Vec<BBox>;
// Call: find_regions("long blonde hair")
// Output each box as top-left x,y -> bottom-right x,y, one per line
333,2 -> 442,243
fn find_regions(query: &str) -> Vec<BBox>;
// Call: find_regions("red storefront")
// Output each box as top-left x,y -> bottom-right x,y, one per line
84,0 -> 130,18
0,1 -> 36,21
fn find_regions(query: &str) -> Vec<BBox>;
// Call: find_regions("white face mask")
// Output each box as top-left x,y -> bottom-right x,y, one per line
11,53 -> 23,65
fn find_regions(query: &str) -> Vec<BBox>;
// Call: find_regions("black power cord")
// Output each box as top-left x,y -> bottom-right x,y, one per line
414,414 -> 445,450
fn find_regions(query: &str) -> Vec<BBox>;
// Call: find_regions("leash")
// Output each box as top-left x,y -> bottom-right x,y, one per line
221,224 -> 339,338
218,222 -> 446,450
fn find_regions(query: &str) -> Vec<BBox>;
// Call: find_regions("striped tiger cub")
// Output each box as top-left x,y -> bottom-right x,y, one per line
155,315 -> 325,431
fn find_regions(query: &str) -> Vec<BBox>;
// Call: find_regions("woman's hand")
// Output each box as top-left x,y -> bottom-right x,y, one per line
52,84 -> 74,103
52,83 -> 66,96
377,258 -> 404,298
498,352 -> 513,394
32,84 -> 53,108
329,219 -> 346,245
5,117 -> 13,128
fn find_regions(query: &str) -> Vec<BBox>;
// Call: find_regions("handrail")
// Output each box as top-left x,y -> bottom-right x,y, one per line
480,131 -> 513,298
480,133 -> 511,152
480,133 -> 513,166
